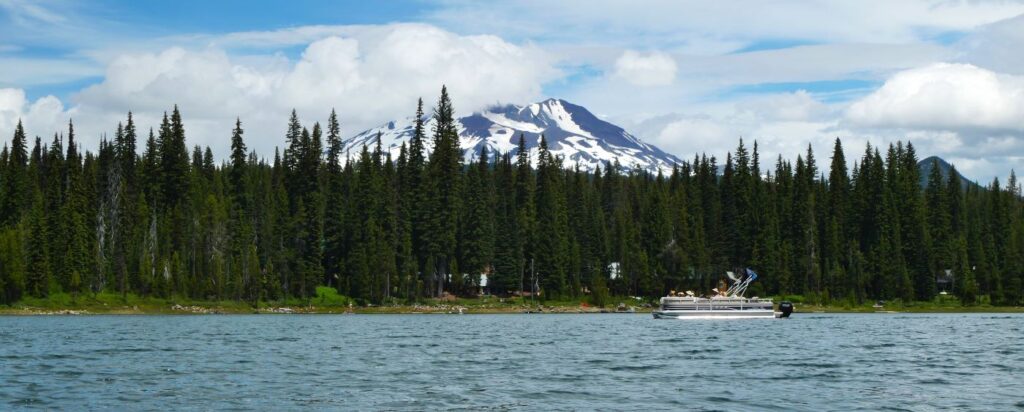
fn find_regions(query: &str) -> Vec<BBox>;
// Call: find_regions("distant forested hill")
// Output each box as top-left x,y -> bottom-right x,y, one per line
918,156 -> 977,190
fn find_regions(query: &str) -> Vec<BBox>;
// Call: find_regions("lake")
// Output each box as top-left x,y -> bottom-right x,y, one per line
1,313 -> 1022,410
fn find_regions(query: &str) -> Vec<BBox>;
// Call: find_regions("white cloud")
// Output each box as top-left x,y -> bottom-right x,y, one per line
2,24 -> 557,161
613,50 -> 677,86
0,56 -> 103,88
432,1 -> 1024,49
738,90 -> 831,122
845,63 -> 1024,133
4,2 -> 1024,183
677,43 -> 950,87
651,115 -> 737,157
624,92 -> 837,164
618,83 -> 1023,182
0,0 -> 66,25
631,111 -> 838,171
0,88 -> 68,141
956,14 -> 1024,75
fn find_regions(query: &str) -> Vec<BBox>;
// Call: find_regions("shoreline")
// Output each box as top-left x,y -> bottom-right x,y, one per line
2,303 -> 1023,316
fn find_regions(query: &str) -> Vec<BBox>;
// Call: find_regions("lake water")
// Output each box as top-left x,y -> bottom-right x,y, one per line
1,313 -> 1022,411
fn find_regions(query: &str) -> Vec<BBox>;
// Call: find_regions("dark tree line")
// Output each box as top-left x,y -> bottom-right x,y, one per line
1,86 -> 1022,306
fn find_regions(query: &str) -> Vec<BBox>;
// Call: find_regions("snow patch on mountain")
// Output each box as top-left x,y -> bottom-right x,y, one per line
343,98 -> 683,174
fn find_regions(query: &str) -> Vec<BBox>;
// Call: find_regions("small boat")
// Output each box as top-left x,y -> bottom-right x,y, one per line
652,269 -> 793,319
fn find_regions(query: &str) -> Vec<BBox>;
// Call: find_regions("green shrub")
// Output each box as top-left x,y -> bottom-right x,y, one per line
315,286 -> 350,306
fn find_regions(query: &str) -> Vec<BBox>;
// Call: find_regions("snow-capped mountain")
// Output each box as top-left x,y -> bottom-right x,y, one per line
343,98 -> 683,173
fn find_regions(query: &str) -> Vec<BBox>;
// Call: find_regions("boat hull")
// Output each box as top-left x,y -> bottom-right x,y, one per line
652,309 -> 779,319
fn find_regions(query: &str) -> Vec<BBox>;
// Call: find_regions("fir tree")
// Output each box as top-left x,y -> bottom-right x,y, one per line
324,109 -> 346,289
0,227 -> 26,303
1,120 -> 28,227
459,146 -> 496,292
425,86 -> 461,296
25,192 -> 50,297
533,136 -> 569,297
160,107 -> 191,210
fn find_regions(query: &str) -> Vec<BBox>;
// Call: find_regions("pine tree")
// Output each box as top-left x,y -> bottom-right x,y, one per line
283,109 -> 303,211
229,119 -> 248,209
303,124 -> 324,299
0,227 -> 26,303
25,191 -> 50,296
899,143 -> 933,300
160,107 -> 191,210
824,139 -> 849,294
459,146 -> 496,292
791,145 -> 820,296
533,136 -> 569,297
425,86 -> 461,296
407,99 -> 428,275
140,128 -> 160,205
323,109 -> 346,289
1,120 -> 28,227
121,112 -> 138,190
491,152 -> 521,294
514,134 -> 535,294
925,158 -> 952,293
61,121 -> 92,294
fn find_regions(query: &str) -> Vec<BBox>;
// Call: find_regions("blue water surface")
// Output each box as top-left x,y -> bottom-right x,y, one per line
1,313 -> 1022,411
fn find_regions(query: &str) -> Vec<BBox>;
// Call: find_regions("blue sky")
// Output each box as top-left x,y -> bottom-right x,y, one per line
2,0 -> 1024,180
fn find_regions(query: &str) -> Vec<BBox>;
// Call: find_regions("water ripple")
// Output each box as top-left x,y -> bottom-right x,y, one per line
0,313 -> 1022,410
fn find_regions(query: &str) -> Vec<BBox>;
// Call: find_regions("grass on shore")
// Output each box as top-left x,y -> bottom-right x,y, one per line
773,293 -> 1024,313
2,289 -> 1022,314
0,287 -> 641,315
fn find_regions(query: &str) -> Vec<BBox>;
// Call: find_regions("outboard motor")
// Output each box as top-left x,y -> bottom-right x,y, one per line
778,301 -> 794,318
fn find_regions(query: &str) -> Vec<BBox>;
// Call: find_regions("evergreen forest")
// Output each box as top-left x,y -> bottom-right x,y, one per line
1,86 -> 1022,307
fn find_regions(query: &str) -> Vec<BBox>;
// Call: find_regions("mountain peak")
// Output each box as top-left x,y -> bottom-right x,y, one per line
917,156 -> 976,189
345,98 -> 682,173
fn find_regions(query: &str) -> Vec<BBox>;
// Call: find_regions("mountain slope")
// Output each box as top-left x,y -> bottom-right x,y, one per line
344,98 -> 683,173
918,156 -> 977,189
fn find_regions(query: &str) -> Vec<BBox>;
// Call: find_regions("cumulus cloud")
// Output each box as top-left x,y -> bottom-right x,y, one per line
0,88 -> 68,141
2,23 -> 557,159
612,50 -> 677,86
845,63 -> 1024,134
